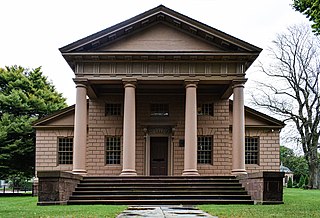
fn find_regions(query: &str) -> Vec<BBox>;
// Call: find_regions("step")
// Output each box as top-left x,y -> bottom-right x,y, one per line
67,199 -> 254,205
77,182 -> 243,187
69,194 -> 252,200
72,190 -> 249,195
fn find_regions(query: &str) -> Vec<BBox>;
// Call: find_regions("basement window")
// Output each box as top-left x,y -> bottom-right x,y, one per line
105,136 -> 121,165
245,137 -> 259,165
197,136 -> 213,164
58,137 -> 73,165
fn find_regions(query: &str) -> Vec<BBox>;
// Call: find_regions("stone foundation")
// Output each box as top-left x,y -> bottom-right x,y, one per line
238,171 -> 284,204
37,171 -> 83,205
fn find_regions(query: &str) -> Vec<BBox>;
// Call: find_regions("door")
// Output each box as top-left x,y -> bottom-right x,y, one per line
150,137 -> 168,175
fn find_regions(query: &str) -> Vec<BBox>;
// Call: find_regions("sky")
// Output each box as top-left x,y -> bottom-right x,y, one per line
0,0 -> 308,105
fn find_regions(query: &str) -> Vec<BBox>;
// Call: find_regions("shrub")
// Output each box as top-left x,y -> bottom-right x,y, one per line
298,175 -> 305,188
304,176 -> 309,188
287,177 -> 293,188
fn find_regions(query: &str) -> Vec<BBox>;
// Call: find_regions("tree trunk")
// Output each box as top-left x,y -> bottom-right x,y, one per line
309,161 -> 319,189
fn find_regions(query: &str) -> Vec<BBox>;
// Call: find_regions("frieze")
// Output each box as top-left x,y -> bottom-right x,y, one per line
75,62 -> 244,77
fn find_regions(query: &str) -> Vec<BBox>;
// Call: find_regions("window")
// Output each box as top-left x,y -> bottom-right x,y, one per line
105,103 -> 121,116
58,137 -> 73,164
245,137 -> 259,164
150,103 -> 169,116
198,103 -> 213,116
197,136 -> 213,164
106,136 -> 121,164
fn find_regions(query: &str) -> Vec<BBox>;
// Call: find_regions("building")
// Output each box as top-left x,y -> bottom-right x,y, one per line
34,5 -> 285,204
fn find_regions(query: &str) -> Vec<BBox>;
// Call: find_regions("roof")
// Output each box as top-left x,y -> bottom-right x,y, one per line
229,100 -> 285,128
280,164 -> 293,173
60,5 -> 262,54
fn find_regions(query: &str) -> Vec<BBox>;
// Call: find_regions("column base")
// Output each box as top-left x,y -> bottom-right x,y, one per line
182,169 -> 200,176
120,170 -> 137,176
231,169 -> 247,175
72,169 -> 87,175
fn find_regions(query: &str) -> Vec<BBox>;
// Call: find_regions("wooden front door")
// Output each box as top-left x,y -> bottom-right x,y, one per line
150,137 -> 168,175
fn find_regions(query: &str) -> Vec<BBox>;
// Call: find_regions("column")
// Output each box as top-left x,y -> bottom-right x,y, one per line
183,81 -> 200,176
73,82 -> 87,174
232,82 -> 247,175
120,80 -> 137,176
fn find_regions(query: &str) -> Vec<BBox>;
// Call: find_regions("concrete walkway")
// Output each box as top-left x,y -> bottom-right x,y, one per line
117,205 -> 217,218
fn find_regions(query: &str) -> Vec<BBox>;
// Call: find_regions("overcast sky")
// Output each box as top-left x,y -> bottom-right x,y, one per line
0,0 -> 308,105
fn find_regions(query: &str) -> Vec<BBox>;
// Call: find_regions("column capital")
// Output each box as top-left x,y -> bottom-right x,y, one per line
185,79 -> 199,88
73,78 -> 88,86
122,78 -> 137,88
232,79 -> 247,89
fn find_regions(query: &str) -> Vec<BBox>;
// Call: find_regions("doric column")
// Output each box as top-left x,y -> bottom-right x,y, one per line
232,81 -> 247,175
183,80 -> 200,176
120,80 -> 137,176
73,82 -> 87,174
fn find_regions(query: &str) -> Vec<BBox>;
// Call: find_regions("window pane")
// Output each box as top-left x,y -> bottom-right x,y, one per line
150,104 -> 169,116
106,136 -> 121,164
197,136 -> 212,164
105,103 -> 121,116
58,137 -> 73,165
198,103 -> 213,116
245,137 -> 259,164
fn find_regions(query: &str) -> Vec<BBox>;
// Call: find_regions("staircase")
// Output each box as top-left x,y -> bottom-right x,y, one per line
68,176 -> 253,205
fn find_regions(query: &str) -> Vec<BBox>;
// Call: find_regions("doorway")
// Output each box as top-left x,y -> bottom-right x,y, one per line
150,137 -> 168,175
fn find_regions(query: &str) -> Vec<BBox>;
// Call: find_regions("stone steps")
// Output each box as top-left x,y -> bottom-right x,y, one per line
68,176 -> 254,205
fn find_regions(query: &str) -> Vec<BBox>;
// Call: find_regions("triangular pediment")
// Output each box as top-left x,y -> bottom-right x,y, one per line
60,5 -> 262,54
97,23 -> 224,52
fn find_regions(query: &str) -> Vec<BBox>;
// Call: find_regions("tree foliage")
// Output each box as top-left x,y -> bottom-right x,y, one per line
293,0 -> 320,34
288,177 -> 293,188
0,66 -> 67,180
280,146 -> 309,181
253,24 -> 320,188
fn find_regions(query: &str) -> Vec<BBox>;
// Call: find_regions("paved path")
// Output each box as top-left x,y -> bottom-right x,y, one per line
117,205 -> 217,218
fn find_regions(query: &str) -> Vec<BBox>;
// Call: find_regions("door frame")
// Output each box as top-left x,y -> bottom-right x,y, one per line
144,127 -> 173,176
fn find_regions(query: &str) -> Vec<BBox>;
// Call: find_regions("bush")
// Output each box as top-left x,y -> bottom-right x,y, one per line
304,176 -> 309,188
287,177 -> 293,188
298,175 -> 305,188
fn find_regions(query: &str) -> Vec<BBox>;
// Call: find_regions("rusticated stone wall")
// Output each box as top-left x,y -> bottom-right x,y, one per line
37,171 -> 82,205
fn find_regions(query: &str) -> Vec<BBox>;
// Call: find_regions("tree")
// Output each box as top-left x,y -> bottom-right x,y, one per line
253,24 -> 320,188
280,146 -> 309,182
0,66 -> 67,180
299,175 -> 305,188
293,0 -> 320,34
288,177 -> 293,188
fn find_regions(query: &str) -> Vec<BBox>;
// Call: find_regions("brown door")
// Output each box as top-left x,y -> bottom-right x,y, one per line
150,137 -> 168,175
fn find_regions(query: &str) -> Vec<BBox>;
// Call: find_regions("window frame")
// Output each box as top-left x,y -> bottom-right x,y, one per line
105,136 -> 121,165
105,103 -> 122,116
57,137 -> 73,165
197,136 -> 213,164
197,103 -> 214,116
150,103 -> 169,117
245,136 -> 260,165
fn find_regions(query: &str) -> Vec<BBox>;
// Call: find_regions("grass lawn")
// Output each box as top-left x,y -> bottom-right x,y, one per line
199,188 -> 320,218
0,196 -> 126,218
0,188 -> 319,218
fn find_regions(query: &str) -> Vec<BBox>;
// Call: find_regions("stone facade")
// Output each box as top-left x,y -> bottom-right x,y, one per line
35,98 -> 282,177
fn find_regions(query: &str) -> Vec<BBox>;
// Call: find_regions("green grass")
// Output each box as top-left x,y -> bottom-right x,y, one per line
0,196 -> 126,218
0,189 -> 319,218
199,188 -> 320,218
